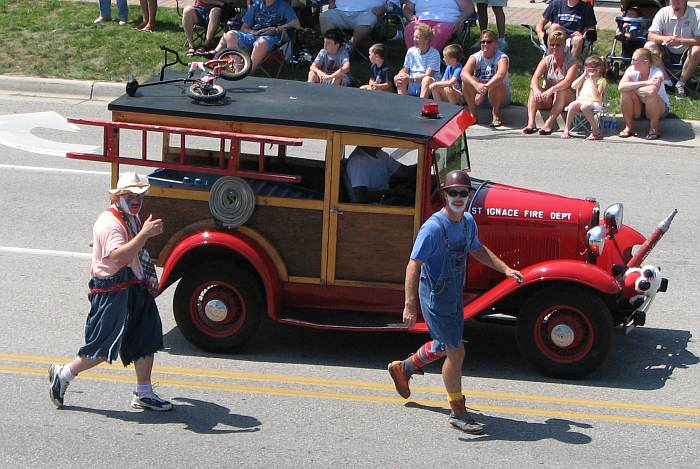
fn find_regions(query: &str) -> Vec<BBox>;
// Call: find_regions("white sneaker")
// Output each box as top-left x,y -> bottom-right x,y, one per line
497,38 -> 507,51
93,16 -> 110,24
118,20 -> 127,26
48,364 -> 69,408
131,391 -> 173,411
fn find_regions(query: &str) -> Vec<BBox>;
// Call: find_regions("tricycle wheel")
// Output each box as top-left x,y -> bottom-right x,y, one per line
186,82 -> 226,103
517,286 -> 613,377
173,262 -> 264,351
214,48 -> 252,81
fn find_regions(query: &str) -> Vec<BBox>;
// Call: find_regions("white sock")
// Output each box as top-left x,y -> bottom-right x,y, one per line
136,383 -> 153,397
676,80 -> 686,88
59,365 -> 75,382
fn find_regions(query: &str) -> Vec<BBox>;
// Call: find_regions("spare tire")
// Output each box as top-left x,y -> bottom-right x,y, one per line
208,176 -> 255,227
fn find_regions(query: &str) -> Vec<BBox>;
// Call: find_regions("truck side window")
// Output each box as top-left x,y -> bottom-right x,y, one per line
340,145 -> 417,206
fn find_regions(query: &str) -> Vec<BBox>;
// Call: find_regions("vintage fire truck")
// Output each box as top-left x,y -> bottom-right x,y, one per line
68,73 -> 674,376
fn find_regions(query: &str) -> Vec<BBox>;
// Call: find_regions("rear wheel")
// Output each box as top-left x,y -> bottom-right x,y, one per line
173,262 -> 263,351
186,82 -> 226,103
517,286 -> 613,377
214,48 -> 252,81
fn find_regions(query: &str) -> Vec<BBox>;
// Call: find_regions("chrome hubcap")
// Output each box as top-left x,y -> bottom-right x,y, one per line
550,324 -> 575,347
204,299 -> 228,322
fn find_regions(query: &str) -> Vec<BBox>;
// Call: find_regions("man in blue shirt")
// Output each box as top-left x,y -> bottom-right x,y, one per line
388,170 -> 523,434
536,0 -> 597,57
213,0 -> 300,72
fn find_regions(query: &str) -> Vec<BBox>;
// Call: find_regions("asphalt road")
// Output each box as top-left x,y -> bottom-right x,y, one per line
0,91 -> 698,468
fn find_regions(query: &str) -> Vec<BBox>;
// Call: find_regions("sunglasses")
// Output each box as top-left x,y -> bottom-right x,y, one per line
480,40 -> 494,44
446,188 -> 474,198
123,193 -> 143,201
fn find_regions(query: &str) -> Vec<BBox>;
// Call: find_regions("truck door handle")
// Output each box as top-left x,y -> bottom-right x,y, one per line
330,207 -> 344,216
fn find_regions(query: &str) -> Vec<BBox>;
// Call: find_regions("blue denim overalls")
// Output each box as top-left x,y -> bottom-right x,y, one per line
418,212 -> 469,350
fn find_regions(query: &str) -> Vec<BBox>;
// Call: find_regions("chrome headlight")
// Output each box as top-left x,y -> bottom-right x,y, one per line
587,225 -> 606,255
604,203 -> 623,235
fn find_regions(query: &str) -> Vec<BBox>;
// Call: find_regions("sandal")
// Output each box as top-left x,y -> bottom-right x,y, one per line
560,131 -> 571,139
586,132 -> 602,141
618,129 -> 633,138
490,118 -> 502,128
522,127 -> 537,134
538,128 -> 553,136
645,129 -> 660,140
186,47 -> 196,57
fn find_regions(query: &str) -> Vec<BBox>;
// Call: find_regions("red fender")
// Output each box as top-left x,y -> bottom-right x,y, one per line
159,231 -> 282,319
463,259 -> 620,321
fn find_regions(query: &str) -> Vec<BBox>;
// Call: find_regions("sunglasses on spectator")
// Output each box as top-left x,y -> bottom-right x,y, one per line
446,188 -> 475,198
480,40 -> 494,44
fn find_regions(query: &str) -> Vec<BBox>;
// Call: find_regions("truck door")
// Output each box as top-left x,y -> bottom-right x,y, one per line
325,134 -> 426,287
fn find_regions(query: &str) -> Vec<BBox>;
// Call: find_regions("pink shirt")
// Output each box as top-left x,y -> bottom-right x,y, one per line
91,206 -> 143,279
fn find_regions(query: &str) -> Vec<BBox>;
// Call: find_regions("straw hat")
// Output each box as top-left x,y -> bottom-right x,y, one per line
109,172 -> 150,195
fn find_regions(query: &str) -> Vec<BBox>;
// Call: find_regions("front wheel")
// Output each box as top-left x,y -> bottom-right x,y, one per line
517,286 -> 613,377
186,82 -> 226,103
214,48 -> 252,81
173,262 -> 264,351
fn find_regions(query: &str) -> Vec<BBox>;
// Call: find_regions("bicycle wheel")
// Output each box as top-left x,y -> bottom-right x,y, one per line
186,82 -> 227,103
213,48 -> 252,81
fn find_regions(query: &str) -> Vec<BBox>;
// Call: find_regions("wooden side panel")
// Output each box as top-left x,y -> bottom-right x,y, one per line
335,212 -> 413,284
142,196 -> 208,262
141,196 -> 322,278
245,206 -> 323,278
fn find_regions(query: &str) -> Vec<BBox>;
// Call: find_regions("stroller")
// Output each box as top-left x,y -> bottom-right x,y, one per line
606,0 -> 665,80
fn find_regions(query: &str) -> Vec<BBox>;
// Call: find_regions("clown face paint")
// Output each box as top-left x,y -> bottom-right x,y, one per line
118,194 -> 143,215
446,193 -> 466,214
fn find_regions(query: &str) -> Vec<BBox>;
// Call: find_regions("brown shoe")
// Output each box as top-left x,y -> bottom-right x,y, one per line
387,361 -> 411,399
448,396 -> 485,434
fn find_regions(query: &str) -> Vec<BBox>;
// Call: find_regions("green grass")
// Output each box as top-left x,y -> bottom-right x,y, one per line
1,0 -> 698,118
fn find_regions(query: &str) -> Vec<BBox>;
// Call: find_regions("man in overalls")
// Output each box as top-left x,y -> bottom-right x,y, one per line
48,172 -> 172,411
388,170 -> 523,434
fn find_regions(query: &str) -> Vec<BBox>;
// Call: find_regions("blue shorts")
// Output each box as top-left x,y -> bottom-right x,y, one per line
78,267 -> 163,367
193,5 -> 216,25
235,31 -> 281,52
408,82 -> 421,97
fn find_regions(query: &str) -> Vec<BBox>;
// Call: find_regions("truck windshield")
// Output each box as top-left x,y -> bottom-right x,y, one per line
433,133 -> 470,182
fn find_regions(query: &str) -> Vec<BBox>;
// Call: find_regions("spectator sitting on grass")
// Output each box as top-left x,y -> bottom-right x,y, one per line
403,0 -> 476,51
319,0 -> 388,52
428,44 -> 466,104
522,30 -> 577,135
461,30 -> 511,127
395,23 -> 441,98
183,1 -> 227,56
360,43 -> 394,92
536,0 -> 597,58
308,29 -> 351,86
211,0 -> 300,72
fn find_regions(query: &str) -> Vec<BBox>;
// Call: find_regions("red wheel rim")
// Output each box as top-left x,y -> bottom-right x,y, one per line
532,304 -> 594,364
189,280 -> 247,338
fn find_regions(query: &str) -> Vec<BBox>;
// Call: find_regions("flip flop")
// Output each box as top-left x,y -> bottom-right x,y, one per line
586,133 -> 602,141
490,118 -> 502,128
560,132 -> 571,139
522,127 -> 537,134
618,129 -> 633,138
539,128 -> 552,136
645,129 -> 660,140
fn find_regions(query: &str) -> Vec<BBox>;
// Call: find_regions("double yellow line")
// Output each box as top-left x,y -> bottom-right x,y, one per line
4,352 -> 699,428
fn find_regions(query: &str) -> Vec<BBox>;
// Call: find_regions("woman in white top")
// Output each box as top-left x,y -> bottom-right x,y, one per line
403,0 -> 476,51
618,47 -> 670,140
